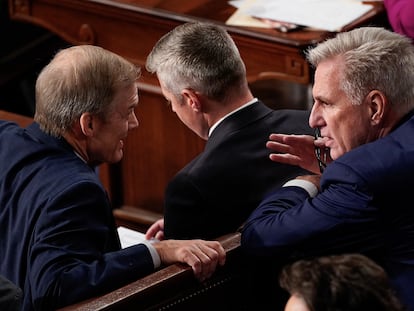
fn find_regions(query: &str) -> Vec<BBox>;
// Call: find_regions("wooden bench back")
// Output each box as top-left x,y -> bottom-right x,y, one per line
58,233 -> 244,310
58,232 -> 288,310
0,109 -> 33,127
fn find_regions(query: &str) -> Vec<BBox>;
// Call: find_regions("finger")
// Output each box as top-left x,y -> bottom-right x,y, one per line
283,134 -> 315,145
266,140 -> 291,153
268,133 -> 287,142
145,229 -> 155,240
145,225 -> 158,239
269,153 -> 300,165
155,231 -> 164,241
145,219 -> 164,239
189,241 -> 225,281
208,241 -> 226,266
199,241 -> 226,280
198,253 -> 217,282
184,251 -> 203,280
197,244 -> 221,280
314,137 -> 329,149
181,245 -> 213,282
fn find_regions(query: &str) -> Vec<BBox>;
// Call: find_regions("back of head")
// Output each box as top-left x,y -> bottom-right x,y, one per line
34,45 -> 140,137
279,254 -> 405,311
146,22 -> 247,101
306,27 -> 414,115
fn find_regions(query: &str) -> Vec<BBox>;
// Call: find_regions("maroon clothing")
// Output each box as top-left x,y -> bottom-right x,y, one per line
384,0 -> 414,40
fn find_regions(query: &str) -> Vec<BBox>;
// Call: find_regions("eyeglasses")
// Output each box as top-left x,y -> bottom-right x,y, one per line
314,128 -> 327,173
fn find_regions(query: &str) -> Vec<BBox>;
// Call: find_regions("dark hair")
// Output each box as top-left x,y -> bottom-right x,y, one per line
279,254 -> 405,311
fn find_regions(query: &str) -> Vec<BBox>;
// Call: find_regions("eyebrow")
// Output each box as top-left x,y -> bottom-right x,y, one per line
314,95 -> 330,104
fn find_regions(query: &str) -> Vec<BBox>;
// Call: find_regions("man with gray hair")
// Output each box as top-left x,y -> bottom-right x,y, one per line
241,27 -> 414,311
145,22 -> 313,240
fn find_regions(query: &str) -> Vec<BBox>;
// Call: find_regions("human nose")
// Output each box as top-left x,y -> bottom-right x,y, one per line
309,102 -> 323,129
129,111 -> 139,130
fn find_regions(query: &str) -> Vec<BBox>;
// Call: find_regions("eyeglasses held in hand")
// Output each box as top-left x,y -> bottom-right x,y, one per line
314,128 -> 327,173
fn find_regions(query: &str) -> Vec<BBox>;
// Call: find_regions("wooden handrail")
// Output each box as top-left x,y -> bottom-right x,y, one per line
0,109 -> 33,127
58,232 -> 241,311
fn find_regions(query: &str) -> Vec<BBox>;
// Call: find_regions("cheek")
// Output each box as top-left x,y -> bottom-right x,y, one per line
177,109 -> 193,127
114,121 -> 129,136
334,119 -> 366,154
343,112 -> 369,140
124,120 -> 130,132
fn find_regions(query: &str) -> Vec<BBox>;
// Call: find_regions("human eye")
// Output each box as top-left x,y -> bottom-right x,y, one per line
124,106 -> 135,119
314,98 -> 330,108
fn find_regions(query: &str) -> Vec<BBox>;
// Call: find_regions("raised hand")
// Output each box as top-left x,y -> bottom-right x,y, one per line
266,133 -> 329,174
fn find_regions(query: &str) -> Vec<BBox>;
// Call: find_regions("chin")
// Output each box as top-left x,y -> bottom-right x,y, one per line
105,152 -> 123,164
114,150 -> 124,163
330,150 -> 341,160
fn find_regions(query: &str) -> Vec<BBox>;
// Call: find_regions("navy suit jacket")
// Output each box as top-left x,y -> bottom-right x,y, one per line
241,112 -> 414,311
0,122 -> 154,310
164,101 -> 313,239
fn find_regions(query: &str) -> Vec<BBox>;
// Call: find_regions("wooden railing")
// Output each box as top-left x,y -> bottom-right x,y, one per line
0,109 -> 33,127
58,233 -> 247,311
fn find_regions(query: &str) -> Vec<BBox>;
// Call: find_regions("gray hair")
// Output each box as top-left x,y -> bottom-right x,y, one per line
34,45 -> 140,137
146,22 -> 246,101
306,27 -> 414,114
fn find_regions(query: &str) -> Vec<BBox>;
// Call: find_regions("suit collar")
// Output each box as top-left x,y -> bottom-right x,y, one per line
208,98 -> 259,137
25,122 -> 76,155
207,100 -> 273,144
391,108 -> 414,132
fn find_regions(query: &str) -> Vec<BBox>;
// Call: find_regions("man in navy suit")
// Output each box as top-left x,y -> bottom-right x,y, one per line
144,22 -> 313,240
241,27 -> 414,311
0,45 -> 225,310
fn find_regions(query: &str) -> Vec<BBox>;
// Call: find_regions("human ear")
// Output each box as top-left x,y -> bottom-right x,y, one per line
367,90 -> 386,125
79,112 -> 94,136
182,88 -> 201,112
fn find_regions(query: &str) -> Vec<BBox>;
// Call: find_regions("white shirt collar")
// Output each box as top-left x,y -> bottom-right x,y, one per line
208,98 -> 258,137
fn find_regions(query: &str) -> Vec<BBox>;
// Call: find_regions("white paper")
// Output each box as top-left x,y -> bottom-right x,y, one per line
117,226 -> 158,249
236,0 -> 374,31
227,0 -> 272,28
229,0 -> 245,7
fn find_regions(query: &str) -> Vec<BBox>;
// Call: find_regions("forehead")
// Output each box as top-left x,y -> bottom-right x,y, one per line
313,57 -> 344,99
108,82 -> 138,111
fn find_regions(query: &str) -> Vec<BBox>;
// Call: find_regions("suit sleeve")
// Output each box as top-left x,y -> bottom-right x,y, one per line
241,163 -> 384,259
164,173 -> 208,239
28,181 -> 154,309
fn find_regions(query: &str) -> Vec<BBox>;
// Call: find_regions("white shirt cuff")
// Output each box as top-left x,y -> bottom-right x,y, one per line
283,179 -> 319,198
